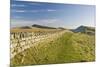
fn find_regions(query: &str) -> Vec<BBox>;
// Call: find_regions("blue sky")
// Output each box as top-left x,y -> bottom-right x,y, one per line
11,0 -> 95,29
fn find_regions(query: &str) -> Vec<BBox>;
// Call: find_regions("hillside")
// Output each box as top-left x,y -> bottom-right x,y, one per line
72,25 -> 95,35
32,24 -> 57,29
11,31 -> 95,66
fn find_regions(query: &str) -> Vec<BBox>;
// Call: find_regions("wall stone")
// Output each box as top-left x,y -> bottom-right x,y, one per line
10,30 -> 66,59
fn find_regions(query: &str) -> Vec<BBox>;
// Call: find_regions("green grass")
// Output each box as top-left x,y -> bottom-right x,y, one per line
11,32 -> 95,66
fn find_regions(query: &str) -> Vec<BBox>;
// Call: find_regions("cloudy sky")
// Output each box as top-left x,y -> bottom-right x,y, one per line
11,0 -> 95,29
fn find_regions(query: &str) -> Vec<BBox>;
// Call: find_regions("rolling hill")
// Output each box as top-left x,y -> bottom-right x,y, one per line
32,24 -> 57,29
72,25 -> 95,35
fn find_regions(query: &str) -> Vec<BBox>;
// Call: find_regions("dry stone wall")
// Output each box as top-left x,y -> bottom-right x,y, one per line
10,30 -> 66,59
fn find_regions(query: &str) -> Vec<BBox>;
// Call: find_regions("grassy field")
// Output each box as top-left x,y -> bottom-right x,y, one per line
11,32 -> 95,66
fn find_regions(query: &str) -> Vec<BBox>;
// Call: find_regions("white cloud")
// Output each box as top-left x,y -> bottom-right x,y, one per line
29,9 -> 56,13
30,10 -> 39,12
12,10 -> 39,13
12,16 -> 22,19
39,19 -> 59,23
11,9 -> 56,13
47,9 -> 56,12
11,4 -> 26,7
12,10 -> 26,12
16,10 -> 26,12
29,2 -> 42,5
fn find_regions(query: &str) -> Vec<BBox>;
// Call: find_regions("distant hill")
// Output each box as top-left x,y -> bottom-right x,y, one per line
72,25 -> 95,35
12,24 -> 57,29
11,26 -> 31,29
32,24 -> 57,29
19,26 -> 32,29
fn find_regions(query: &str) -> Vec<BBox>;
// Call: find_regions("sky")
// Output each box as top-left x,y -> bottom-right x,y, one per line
10,0 -> 95,29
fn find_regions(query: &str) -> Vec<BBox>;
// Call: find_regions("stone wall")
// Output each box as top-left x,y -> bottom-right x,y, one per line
10,30 -> 66,59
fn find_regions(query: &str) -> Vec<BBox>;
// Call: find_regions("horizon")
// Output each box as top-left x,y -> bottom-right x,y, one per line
10,24 -> 95,30
11,0 -> 95,29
